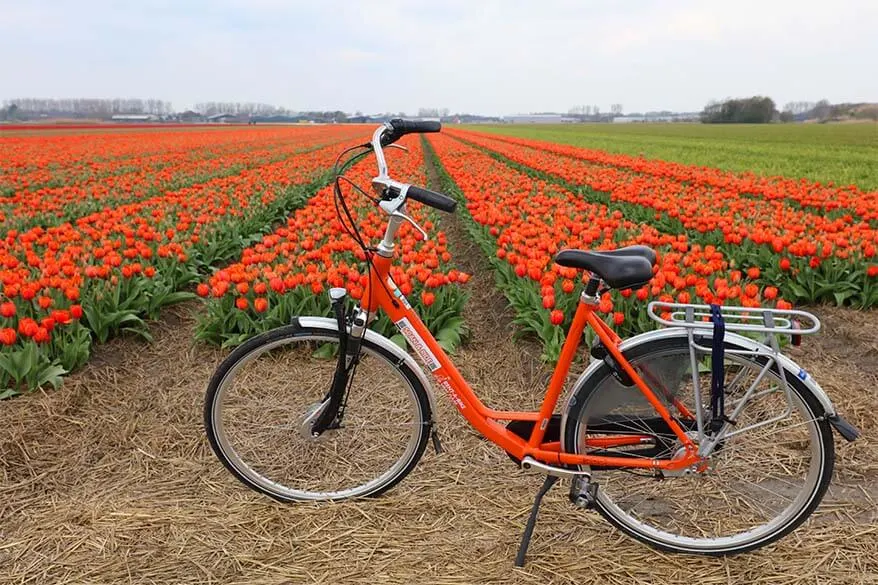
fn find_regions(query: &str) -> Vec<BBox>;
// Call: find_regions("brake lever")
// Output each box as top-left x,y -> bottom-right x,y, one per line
386,144 -> 409,153
373,179 -> 428,240
391,210 -> 429,241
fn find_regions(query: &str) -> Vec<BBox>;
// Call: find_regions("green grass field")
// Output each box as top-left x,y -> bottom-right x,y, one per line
467,122 -> 878,191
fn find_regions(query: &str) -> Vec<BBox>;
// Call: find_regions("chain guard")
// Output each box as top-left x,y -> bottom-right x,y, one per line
506,415 -> 562,465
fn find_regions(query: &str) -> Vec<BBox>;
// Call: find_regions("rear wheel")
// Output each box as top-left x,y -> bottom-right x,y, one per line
205,324 -> 432,502
563,335 -> 834,554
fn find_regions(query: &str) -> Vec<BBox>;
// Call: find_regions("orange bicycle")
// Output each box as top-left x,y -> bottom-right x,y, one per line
204,120 -> 858,564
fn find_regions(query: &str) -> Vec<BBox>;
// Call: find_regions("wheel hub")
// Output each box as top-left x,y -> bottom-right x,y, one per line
299,401 -> 331,441
662,432 -> 708,477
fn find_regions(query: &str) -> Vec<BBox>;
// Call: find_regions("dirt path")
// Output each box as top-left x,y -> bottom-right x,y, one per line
2,195 -> 878,582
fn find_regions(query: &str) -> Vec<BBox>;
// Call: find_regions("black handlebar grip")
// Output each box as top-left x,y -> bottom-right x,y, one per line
406,185 -> 457,213
389,118 -> 442,134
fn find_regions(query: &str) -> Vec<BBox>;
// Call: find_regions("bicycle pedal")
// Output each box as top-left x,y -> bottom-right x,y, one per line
568,476 -> 598,509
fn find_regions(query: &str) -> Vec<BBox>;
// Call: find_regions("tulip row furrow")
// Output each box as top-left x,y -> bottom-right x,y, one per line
195,136 -> 470,352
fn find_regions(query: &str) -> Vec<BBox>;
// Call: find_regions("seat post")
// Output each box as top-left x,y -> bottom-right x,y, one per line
583,275 -> 601,297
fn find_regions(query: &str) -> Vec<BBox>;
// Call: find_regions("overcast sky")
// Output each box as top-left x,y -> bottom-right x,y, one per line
3,0 -> 876,115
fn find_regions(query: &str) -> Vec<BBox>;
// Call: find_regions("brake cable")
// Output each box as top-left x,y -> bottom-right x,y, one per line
317,139 -> 408,432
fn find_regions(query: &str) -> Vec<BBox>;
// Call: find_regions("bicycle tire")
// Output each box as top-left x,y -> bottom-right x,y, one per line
563,335 -> 834,555
204,323 -> 433,502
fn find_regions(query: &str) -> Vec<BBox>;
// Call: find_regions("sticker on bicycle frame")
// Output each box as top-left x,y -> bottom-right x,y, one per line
437,376 -> 467,411
395,317 -> 440,371
797,368 -> 808,381
386,277 -> 412,309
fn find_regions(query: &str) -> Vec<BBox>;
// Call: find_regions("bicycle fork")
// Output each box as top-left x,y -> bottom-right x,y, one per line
309,288 -> 367,436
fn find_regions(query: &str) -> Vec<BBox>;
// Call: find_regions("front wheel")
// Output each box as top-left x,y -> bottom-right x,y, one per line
205,323 -> 432,502
563,335 -> 834,554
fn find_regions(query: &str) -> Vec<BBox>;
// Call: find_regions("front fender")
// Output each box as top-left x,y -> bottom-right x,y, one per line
295,316 -> 439,422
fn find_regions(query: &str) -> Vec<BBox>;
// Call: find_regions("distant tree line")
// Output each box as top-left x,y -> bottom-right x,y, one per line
2,98 -> 173,118
780,99 -> 877,122
0,98 -> 354,123
7,96 -> 871,125
567,104 -> 622,117
193,102 -> 295,117
417,107 -> 450,118
701,97 -> 776,123
701,96 -> 878,124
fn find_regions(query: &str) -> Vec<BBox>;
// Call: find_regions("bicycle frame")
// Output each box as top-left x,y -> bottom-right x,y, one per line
360,253 -> 701,472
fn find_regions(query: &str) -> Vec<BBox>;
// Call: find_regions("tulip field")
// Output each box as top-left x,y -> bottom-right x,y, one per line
473,122 -> 878,190
1,124 -> 876,394
3,123 -> 878,584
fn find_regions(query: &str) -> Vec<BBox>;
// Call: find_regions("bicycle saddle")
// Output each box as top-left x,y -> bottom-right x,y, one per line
554,245 -> 656,290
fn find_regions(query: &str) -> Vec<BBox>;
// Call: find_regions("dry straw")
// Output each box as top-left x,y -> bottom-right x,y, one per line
1,210 -> 877,584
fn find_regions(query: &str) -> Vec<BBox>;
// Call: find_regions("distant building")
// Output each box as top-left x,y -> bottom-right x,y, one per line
178,110 -> 205,123
111,114 -> 156,122
613,113 -> 698,123
207,113 -> 237,123
452,114 -> 503,124
503,114 -> 564,124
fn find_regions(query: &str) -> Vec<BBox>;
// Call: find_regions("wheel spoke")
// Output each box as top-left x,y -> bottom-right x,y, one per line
574,340 -> 828,552
206,332 -> 427,501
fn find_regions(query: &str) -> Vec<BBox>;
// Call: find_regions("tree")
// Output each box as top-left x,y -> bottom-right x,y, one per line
855,105 -> 878,121
701,96 -> 776,123
813,99 -> 832,121
610,104 -> 623,115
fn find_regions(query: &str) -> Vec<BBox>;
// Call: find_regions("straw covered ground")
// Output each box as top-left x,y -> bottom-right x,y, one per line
1,208 -> 878,584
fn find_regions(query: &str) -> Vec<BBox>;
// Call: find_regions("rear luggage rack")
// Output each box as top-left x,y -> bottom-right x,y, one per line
646,301 -> 822,450
647,301 -> 820,337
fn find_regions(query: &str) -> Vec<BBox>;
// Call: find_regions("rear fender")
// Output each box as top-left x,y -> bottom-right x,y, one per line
561,328 -> 845,449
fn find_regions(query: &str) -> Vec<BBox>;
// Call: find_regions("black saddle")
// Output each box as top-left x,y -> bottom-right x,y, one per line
554,245 -> 656,290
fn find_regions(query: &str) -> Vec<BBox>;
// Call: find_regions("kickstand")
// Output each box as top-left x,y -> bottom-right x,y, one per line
514,474 -> 559,568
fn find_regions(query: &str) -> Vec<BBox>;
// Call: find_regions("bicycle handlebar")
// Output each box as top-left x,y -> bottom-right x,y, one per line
388,184 -> 457,213
370,120 -> 456,214
380,118 -> 442,147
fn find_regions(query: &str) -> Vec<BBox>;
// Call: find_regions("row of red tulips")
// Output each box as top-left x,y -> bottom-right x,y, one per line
426,134 -> 787,360
0,130 -> 364,396
1,126 -> 350,192
455,130 -> 878,220
1,127 -> 365,232
447,130 -> 878,308
195,136 -> 469,351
